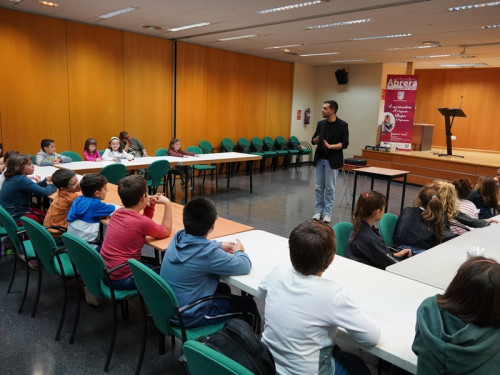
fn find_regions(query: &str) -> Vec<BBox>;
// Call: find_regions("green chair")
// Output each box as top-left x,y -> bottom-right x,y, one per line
61,233 -> 138,371
333,221 -> 353,257
29,154 -> 37,165
379,213 -> 398,246
264,136 -> 287,170
60,151 -> 82,162
100,163 -> 127,185
145,159 -> 170,195
0,206 -> 36,314
199,140 -> 215,154
276,136 -> 299,168
183,340 -> 254,375
155,148 -> 168,156
237,137 -> 261,174
128,259 -> 230,374
99,149 -> 106,157
220,138 -> 237,177
288,136 -> 313,166
20,217 -> 75,340
251,137 -> 276,171
186,146 -> 217,190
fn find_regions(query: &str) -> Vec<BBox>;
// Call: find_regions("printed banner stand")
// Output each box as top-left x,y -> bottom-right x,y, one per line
380,75 -> 418,151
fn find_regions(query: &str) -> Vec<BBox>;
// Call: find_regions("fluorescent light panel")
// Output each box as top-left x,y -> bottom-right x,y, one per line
257,1 -> 324,15
351,33 -> 411,41
483,24 -> 500,28
330,59 -> 366,63
99,7 -> 139,20
39,0 -> 58,6
448,1 -> 500,11
413,54 -> 460,58
167,22 -> 210,32
307,18 -> 372,29
264,44 -> 302,50
218,34 -> 258,41
439,63 -> 486,67
386,45 -> 440,51
300,52 -> 339,57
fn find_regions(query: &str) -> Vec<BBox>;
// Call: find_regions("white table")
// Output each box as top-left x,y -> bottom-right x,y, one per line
386,219 -> 500,290
34,165 -> 59,180
219,230 -> 443,374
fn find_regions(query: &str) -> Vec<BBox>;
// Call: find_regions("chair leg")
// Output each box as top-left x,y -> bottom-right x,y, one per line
104,299 -> 119,371
159,332 -> 166,355
135,297 -> 148,375
7,250 -> 18,293
55,277 -> 68,341
18,259 -> 31,314
70,279 -> 83,344
31,264 -> 43,318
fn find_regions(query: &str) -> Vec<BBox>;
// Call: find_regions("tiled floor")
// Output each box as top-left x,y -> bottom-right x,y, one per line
0,164 -> 418,374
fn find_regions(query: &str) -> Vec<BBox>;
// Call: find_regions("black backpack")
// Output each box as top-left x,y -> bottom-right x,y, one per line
202,319 -> 276,375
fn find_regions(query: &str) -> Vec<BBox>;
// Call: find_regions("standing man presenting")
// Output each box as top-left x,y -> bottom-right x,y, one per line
311,100 -> 349,223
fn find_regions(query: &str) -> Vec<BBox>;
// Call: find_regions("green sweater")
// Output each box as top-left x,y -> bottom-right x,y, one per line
412,296 -> 500,375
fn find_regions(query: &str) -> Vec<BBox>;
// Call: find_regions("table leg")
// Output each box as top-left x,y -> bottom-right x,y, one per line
227,163 -> 231,189
351,172 -> 359,214
400,175 -> 407,213
370,177 -> 375,190
250,166 -> 253,193
385,179 -> 391,213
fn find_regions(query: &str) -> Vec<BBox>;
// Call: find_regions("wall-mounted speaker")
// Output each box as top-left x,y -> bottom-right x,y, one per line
335,68 -> 348,85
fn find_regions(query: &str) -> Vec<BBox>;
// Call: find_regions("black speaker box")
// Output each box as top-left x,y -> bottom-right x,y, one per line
335,68 -> 348,85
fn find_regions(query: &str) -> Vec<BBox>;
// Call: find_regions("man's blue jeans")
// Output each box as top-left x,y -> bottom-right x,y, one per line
315,159 -> 339,217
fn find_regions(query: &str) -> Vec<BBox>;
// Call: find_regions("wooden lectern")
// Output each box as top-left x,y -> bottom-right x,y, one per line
437,107 -> 466,158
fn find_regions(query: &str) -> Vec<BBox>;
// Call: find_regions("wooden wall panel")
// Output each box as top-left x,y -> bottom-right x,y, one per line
176,43 -> 208,148
206,48 -> 240,146
0,9 -> 69,154
66,22 -> 124,154
414,68 -> 500,152
123,32 -> 173,153
265,60 -> 294,138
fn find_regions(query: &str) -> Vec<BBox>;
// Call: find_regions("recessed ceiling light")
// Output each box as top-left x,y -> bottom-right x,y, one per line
99,7 -> 139,20
39,1 -> 58,7
483,24 -> 500,28
351,33 -> 411,41
264,44 -> 302,50
167,22 -> 211,32
143,25 -> 162,31
307,18 -> 372,29
386,45 -> 440,51
257,0 -> 327,15
413,54 -> 461,59
217,34 -> 258,41
330,59 -> 366,63
448,1 -> 500,12
439,63 -> 487,67
299,52 -> 340,57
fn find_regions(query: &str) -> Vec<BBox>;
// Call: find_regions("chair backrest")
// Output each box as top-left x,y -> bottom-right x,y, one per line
379,213 -> 398,246
237,138 -> 251,153
29,154 -> 37,165
0,206 -> 25,256
220,138 -> 235,152
60,151 -> 82,162
61,233 -> 108,298
186,146 -> 203,155
275,136 -> 287,149
251,137 -> 264,152
183,340 -> 254,375
99,149 -> 106,157
199,140 -> 213,154
128,259 -> 179,336
146,160 -> 170,186
100,163 -> 127,185
263,137 -> 276,151
288,136 -> 300,149
20,216 -> 73,277
333,221 -> 353,257
155,148 -> 168,156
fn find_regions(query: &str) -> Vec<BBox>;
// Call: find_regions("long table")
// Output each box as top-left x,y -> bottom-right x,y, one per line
386,219 -> 500,290
219,230 -> 443,374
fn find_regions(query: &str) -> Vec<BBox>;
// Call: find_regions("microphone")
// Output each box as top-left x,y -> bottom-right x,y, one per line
459,96 -> 463,109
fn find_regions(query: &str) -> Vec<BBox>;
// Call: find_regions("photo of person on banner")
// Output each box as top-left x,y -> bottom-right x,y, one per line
381,113 -> 395,133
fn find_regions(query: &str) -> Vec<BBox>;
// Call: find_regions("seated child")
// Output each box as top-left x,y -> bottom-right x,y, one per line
346,191 -> 411,270
167,137 -> 196,188
0,153 -> 57,224
0,142 -> 4,172
412,257 -> 500,374
160,197 -> 258,328
100,175 -> 172,290
36,139 -> 72,166
67,173 -> 119,243
44,169 -> 81,239
258,220 -> 380,375
83,138 -> 102,161
467,176 -> 498,219
0,150 -> 20,192
101,136 -> 134,162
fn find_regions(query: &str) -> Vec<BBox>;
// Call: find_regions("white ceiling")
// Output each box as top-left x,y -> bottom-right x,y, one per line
2,0 -> 500,68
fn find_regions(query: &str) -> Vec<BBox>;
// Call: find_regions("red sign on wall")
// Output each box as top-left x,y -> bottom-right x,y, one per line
380,75 -> 418,150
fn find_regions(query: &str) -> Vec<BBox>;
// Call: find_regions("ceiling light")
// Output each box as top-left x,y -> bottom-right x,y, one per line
167,22 -> 211,32
448,1 -> 500,11
483,24 -> 500,28
39,1 -> 58,6
264,44 -> 302,50
307,18 -> 372,29
413,54 -> 460,58
99,7 -> 139,20
386,45 -> 440,51
299,52 -> 340,57
439,63 -> 487,67
257,1 -> 327,15
330,59 -> 366,63
143,25 -> 162,31
218,34 -> 258,41
351,33 -> 411,41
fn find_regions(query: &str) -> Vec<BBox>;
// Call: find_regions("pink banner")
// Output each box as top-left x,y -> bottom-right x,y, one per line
380,75 -> 418,150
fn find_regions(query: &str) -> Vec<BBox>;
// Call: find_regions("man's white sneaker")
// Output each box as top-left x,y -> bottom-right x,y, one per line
323,215 -> 331,223
312,213 -> 322,221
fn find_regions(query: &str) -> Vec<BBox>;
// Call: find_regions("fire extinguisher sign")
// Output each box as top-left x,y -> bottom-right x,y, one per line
297,110 -> 301,120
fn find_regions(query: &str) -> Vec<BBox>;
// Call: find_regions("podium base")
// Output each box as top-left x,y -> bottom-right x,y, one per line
437,153 -> 464,158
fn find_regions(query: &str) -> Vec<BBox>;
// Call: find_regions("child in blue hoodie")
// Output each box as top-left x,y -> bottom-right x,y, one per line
67,173 -> 119,244
160,197 -> 259,328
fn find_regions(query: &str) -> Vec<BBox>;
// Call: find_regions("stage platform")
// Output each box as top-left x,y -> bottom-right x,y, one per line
358,148 -> 500,186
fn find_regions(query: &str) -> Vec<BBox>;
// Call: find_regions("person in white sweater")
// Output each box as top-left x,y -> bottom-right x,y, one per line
101,136 -> 134,162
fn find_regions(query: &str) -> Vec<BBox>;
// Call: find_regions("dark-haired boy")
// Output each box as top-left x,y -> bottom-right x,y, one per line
160,197 -> 258,328
100,175 -> 172,290
36,139 -> 72,166
67,173 -> 119,243
44,169 -> 81,239
258,220 -> 380,375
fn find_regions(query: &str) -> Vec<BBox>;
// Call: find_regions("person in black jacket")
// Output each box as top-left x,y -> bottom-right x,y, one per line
311,100 -> 349,224
346,190 -> 411,270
